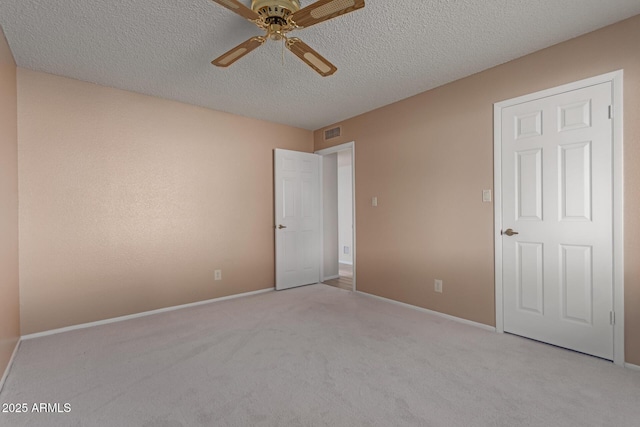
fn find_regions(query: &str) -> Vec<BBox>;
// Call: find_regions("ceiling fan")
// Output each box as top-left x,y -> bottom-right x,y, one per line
209,0 -> 365,76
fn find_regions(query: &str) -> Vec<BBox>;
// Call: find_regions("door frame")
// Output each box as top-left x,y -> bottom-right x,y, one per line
315,141 -> 356,291
493,70 -> 624,366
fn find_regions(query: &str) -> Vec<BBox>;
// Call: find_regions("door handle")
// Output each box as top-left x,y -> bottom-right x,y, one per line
502,228 -> 519,236
277,224 -> 287,229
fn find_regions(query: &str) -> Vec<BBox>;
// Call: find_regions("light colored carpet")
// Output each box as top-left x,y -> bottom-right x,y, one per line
1,284 -> 639,426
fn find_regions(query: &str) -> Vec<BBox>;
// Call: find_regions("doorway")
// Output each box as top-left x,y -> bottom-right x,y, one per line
316,142 -> 356,291
493,71 -> 624,365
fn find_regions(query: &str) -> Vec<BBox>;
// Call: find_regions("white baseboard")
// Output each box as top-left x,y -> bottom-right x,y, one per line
626,363 -> 640,372
339,261 -> 353,266
22,288 -> 274,341
357,291 -> 496,332
322,275 -> 340,281
0,338 -> 21,394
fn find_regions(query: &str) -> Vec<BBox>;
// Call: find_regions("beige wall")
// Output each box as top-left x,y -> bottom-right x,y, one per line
0,27 -> 20,380
314,15 -> 640,365
18,69 -> 313,334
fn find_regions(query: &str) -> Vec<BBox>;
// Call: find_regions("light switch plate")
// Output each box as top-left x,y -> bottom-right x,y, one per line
372,196 -> 378,207
482,190 -> 492,203
435,279 -> 443,293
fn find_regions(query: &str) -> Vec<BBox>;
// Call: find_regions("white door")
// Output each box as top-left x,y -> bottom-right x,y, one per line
274,149 -> 321,290
501,82 -> 614,360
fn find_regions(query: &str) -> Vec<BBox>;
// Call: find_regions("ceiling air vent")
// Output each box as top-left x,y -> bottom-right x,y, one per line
324,126 -> 342,141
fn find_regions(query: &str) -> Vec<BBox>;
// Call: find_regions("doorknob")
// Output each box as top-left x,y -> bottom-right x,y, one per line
502,228 -> 519,236
277,224 -> 287,229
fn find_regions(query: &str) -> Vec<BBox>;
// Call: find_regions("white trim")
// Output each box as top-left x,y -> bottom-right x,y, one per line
22,288 -> 274,341
357,291 -> 496,332
625,363 -> 640,372
339,261 -> 353,266
0,339 -> 21,394
318,152 -> 325,283
315,141 -> 356,292
493,70 -> 625,366
352,145 -> 356,292
314,142 -> 354,156
494,106 -> 504,333
611,71 -> 625,367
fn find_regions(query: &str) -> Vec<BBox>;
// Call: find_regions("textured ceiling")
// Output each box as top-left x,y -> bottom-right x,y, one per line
1,1 -> 639,130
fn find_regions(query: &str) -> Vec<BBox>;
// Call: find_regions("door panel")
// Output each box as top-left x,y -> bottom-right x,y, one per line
517,242 -> 544,315
560,244 -> 593,324
559,141 -> 591,221
515,148 -> 543,221
501,82 -> 613,360
274,149 -> 321,290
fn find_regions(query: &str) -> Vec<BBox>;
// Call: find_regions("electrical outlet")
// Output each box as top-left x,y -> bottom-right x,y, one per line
434,279 -> 443,293
214,270 -> 222,281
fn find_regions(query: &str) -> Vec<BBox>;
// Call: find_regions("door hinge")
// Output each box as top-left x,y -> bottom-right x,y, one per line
610,311 -> 616,325
608,105 -> 613,119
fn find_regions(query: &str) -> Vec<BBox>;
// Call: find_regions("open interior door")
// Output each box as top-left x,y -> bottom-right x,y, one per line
274,149 -> 321,290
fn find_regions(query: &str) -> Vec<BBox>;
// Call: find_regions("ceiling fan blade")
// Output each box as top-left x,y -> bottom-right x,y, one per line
286,38 -> 337,77
210,0 -> 260,21
291,0 -> 364,28
212,36 -> 266,67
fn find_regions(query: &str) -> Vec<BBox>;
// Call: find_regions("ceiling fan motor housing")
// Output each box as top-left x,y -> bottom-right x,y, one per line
251,0 -> 301,18
251,0 -> 301,40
